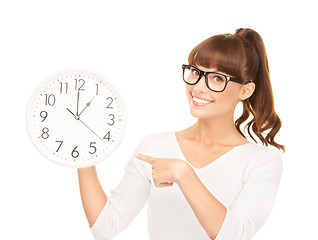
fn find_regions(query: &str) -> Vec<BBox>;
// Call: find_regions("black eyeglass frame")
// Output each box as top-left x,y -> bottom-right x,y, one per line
182,64 -> 248,92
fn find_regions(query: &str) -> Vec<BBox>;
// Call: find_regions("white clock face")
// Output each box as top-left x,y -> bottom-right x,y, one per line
26,70 -> 127,168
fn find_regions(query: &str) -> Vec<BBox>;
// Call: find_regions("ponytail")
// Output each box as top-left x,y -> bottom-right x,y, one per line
234,28 -> 285,152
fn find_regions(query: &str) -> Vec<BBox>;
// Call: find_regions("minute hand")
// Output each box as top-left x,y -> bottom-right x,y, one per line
76,89 -> 80,117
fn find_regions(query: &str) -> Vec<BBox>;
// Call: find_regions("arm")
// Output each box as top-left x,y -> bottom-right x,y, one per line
135,154 -> 225,239
77,166 -> 107,228
136,150 -> 283,240
177,167 -> 226,239
84,138 -> 150,240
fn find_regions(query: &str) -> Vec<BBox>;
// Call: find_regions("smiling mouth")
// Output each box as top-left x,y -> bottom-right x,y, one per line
191,94 -> 213,106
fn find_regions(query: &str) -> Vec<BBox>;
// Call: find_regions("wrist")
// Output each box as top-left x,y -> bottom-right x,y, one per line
175,161 -> 195,185
77,165 -> 97,176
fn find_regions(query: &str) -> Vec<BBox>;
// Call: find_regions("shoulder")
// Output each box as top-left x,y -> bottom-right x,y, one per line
244,143 -> 282,159
247,143 -> 282,161
242,143 -> 284,178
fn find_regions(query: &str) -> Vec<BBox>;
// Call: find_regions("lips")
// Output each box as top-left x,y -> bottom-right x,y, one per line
191,94 -> 214,106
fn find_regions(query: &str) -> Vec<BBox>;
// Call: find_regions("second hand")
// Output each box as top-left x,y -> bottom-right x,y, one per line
78,119 -> 103,141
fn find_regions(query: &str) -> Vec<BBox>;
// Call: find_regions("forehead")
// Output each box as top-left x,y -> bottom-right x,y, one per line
195,65 -> 217,72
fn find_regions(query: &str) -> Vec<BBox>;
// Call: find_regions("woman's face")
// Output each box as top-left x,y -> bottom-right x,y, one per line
185,65 -> 251,120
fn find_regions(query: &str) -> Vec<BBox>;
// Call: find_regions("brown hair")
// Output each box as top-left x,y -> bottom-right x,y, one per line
188,28 -> 285,151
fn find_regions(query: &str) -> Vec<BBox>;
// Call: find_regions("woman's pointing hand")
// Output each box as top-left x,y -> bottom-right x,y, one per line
135,153 -> 193,188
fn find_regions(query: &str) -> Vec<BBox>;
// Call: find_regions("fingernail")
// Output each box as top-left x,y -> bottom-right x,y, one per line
135,153 -> 139,158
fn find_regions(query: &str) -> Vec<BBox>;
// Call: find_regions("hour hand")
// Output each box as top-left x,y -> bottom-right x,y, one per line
78,96 -> 95,117
66,108 -> 76,117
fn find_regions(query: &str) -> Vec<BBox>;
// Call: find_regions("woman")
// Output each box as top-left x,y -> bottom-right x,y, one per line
78,28 -> 284,240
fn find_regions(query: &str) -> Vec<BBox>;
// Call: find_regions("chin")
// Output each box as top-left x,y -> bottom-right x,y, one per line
188,100 -> 215,119
189,108 -> 215,120
188,99 -> 230,121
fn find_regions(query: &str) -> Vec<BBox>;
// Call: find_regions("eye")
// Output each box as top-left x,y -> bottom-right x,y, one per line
191,68 -> 200,77
208,74 -> 226,85
212,76 -> 224,82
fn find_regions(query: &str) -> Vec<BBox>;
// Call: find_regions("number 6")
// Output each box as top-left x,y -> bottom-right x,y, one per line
71,146 -> 79,158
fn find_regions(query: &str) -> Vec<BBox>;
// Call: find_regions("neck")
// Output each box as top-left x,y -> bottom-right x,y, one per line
189,114 -> 246,147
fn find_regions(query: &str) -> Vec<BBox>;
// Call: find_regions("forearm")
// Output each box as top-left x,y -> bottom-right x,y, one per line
177,168 -> 227,239
77,166 -> 107,228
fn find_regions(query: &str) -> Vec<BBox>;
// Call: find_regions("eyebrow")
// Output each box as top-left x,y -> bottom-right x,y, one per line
193,65 -> 232,77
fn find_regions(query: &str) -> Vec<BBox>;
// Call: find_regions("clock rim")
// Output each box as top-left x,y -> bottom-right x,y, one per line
25,68 -> 128,168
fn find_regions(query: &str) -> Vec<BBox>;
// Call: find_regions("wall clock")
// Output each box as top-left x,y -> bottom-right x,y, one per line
26,70 -> 127,168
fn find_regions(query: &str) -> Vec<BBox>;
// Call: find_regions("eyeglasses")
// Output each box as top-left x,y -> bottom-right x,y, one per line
182,64 -> 248,92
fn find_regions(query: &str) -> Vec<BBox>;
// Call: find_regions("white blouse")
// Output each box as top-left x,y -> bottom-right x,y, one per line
90,131 -> 283,240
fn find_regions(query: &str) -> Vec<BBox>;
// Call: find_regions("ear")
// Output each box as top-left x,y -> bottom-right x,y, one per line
239,82 -> 255,101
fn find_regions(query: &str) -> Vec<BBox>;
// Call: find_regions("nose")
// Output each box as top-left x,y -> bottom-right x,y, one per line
194,74 -> 208,93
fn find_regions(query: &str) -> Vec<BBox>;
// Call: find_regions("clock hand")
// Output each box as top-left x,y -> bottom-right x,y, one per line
78,119 -> 103,141
76,89 -> 80,117
67,107 -> 101,140
78,96 -> 95,117
66,108 -> 76,117
66,107 -> 81,120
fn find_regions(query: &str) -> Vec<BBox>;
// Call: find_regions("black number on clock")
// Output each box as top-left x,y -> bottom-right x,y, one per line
108,114 -> 115,126
89,142 -> 97,154
40,111 -> 48,122
95,84 -> 99,95
44,94 -> 55,106
55,141 -> 63,152
59,82 -> 68,94
75,79 -> 85,91
71,146 -> 79,158
103,131 -> 111,141
106,97 -> 113,109
41,127 -> 49,139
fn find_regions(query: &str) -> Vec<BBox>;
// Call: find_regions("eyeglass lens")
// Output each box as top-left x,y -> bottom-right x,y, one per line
183,66 -> 227,92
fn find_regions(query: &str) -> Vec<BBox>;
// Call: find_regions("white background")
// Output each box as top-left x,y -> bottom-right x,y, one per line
0,0 -> 317,239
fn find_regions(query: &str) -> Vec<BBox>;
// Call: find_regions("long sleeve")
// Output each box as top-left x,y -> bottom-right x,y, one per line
90,137 -> 151,240
215,150 -> 283,240
89,131 -> 284,240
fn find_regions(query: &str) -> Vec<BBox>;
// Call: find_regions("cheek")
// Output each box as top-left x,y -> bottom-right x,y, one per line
216,89 -> 236,103
185,85 -> 193,102
186,92 -> 192,104
215,87 -> 241,110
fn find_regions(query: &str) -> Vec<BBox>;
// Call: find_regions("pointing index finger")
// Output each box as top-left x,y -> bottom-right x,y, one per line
135,153 -> 157,165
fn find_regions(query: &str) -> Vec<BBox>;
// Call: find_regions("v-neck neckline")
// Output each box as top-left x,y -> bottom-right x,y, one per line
171,131 -> 252,173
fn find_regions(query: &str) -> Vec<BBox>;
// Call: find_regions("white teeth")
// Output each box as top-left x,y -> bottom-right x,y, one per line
192,96 -> 212,104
